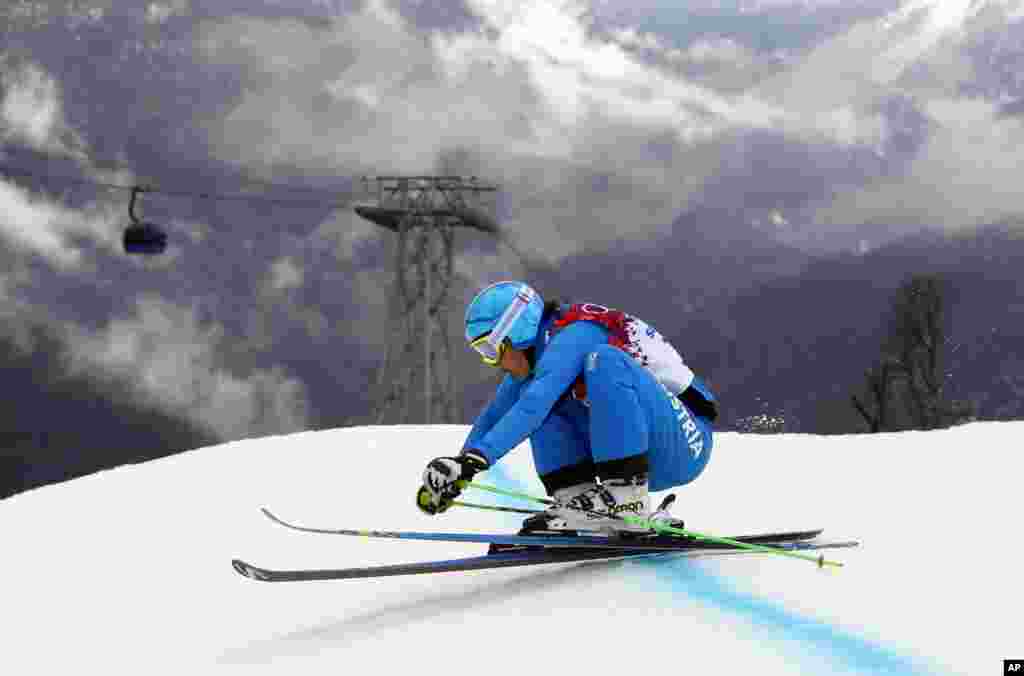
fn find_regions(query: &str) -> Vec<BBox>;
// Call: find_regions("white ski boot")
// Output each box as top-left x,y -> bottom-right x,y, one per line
522,477 -> 652,535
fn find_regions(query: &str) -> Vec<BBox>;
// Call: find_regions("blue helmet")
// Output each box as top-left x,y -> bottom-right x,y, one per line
464,281 -> 545,350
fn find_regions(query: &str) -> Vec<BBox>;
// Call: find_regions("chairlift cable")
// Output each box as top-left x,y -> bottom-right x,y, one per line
0,163 -> 352,209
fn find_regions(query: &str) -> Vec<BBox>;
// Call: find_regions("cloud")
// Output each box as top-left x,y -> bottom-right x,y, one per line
457,0 -> 786,137
0,58 -> 85,157
66,297 -> 311,439
145,0 -> 189,24
0,178 -> 122,268
268,257 -> 304,291
196,0 -> 964,263
753,1 -> 1024,113
742,1 -> 987,153
605,20 -> 796,95
735,0 -> 1024,236
0,59 -> 133,268
12,0 -> 1020,273
809,96 -> 1024,232
686,37 -> 757,66
316,209 -> 383,263
195,0 -> 797,260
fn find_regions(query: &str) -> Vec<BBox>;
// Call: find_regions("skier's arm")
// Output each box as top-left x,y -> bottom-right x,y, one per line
462,375 -> 523,453
471,322 -> 608,465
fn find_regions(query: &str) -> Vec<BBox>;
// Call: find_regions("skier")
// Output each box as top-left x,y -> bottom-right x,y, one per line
417,281 -> 717,534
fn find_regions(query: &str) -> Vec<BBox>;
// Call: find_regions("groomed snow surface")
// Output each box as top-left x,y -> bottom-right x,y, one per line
3,422 -> 1020,675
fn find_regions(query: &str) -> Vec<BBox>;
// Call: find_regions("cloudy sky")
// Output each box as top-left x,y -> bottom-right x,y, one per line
2,0 -> 1024,493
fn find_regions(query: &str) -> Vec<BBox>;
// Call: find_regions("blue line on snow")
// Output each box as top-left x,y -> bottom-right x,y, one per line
477,465 -> 950,675
638,556 -> 950,676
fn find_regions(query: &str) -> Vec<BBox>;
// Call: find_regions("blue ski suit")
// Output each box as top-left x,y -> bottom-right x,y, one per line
463,311 -> 713,492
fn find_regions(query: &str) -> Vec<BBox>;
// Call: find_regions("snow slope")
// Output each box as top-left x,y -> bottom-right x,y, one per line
2,422 -> 1020,675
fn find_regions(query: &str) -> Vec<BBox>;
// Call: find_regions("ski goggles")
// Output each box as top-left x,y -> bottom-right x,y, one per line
470,333 -> 511,366
469,286 -> 535,366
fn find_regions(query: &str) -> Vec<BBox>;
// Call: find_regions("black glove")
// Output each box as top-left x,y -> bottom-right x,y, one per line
416,450 -> 489,515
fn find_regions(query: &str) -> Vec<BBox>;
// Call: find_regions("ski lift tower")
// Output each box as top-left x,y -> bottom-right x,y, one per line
355,176 -> 499,425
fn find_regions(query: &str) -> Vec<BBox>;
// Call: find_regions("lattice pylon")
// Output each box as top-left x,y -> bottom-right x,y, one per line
356,176 -> 497,425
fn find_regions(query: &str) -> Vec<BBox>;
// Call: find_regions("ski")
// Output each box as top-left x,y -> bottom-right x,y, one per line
482,528 -> 823,554
232,538 -> 859,582
259,507 -> 823,551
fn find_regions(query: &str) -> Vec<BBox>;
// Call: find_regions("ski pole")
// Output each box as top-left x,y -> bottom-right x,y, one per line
451,500 -> 542,515
457,480 -> 552,505
459,480 -> 843,569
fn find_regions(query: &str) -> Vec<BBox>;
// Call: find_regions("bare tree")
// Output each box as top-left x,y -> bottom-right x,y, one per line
888,274 -> 976,429
851,357 -> 902,433
853,274 -> 973,432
